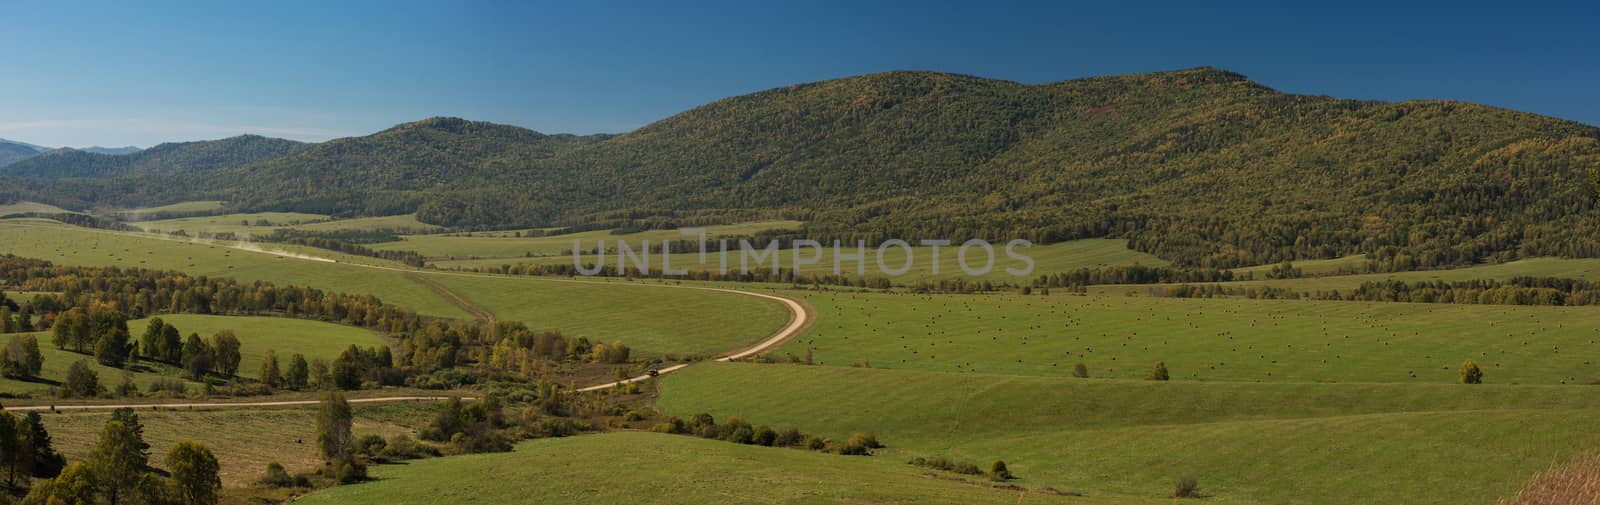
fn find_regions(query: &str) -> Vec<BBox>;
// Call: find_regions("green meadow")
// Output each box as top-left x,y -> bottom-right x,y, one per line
295,431 -> 1148,505
376,220 -> 805,260
436,237 -> 1169,283
118,200 -> 226,216
0,314 -> 385,394
130,211 -> 329,235
290,213 -> 442,232
659,362 -> 1600,505
767,288 -> 1600,384
1090,257 -> 1600,296
424,274 -> 794,357
0,218 -> 469,318
0,201 -> 80,215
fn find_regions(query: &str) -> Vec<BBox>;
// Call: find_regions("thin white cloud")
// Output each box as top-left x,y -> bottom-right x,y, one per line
0,119 -> 353,147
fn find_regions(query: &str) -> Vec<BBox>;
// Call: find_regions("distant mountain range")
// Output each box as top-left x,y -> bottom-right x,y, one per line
0,138 -> 145,166
3,67 -> 1598,269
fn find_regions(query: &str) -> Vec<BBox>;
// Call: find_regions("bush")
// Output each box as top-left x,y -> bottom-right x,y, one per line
1460,359 -> 1484,384
329,455 -> 367,484
806,436 -> 828,451
775,428 -> 804,447
753,426 -> 778,446
1149,361 -> 1170,381
379,434 -> 441,461
909,456 -> 984,476
1072,363 -> 1089,378
355,434 -> 387,456
258,462 -> 296,488
1175,476 -> 1201,498
990,460 -> 1014,480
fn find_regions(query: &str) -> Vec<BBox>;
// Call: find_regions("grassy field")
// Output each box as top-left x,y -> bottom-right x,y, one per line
0,315 -> 386,394
130,211 -> 329,235
0,201 -> 80,215
378,220 -> 805,260
1091,257 -> 1600,296
291,213 -> 442,233
0,219 -> 799,357
117,200 -> 226,217
0,218 -> 467,318
762,288 -> 1600,384
39,401 -> 439,486
659,362 -> 1600,505
436,237 -> 1169,284
294,431 -> 1156,505
425,275 -> 794,357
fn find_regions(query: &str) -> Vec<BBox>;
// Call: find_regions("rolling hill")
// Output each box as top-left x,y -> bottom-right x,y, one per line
0,134 -> 304,178
12,67 -> 1600,269
0,138 -> 47,166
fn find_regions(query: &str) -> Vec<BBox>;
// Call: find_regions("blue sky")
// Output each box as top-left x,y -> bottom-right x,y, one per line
2,0 -> 1596,147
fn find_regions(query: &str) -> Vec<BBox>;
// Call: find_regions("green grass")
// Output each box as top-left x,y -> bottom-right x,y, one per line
0,219 -> 468,319
768,288 -> 1600,384
130,211 -> 330,236
436,237 -> 1168,284
424,275 -> 794,357
0,201 -> 79,215
116,200 -> 226,217
380,220 -> 804,261
659,362 -> 1600,505
295,431 -> 1156,505
0,315 -> 385,394
290,213 -> 442,233
39,401 -> 438,486
1092,257 -> 1600,297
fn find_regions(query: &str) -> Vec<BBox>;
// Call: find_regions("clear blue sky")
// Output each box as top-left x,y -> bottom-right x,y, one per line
3,0 -> 1596,147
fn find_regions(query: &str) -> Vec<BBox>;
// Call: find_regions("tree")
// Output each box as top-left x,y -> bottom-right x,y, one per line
181,334 -> 211,380
285,353 -> 309,390
207,331 -> 241,379
316,392 -> 353,461
158,324 -> 183,363
1460,359 -> 1484,384
310,358 -> 332,390
91,420 -> 148,505
61,360 -> 102,398
91,309 -> 132,367
110,408 -> 151,458
331,346 -> 364,390
260,349 -> 282,388
0,411 -> 19,486
166,440 -> 221,505
1149,361 -> 1170,381
140,317 -> 166,359
23,461 -> 97,505
0,334 -> 44,378
21,412 -> 65,478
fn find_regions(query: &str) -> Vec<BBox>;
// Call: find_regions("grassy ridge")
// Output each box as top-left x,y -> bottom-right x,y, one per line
295,431 -> 1157,505
659,362 -> 1600,505
769,289 -> 1600,384
1089,257 -> 1600,296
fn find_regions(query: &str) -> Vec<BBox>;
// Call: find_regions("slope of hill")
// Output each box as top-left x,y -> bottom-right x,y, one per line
15,67 -> 1600,268
0,138 -> 46,166
0,134 -> 304,178
79,145 -> 142,155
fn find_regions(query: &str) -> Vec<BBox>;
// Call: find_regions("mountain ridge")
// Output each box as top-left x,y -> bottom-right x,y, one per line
6,66 -> 1598,268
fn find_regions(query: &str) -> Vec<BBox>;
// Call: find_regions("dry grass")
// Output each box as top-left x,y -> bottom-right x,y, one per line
1499,455 -> 1600,505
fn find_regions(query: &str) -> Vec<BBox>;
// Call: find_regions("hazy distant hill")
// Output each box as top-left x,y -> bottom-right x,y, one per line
0,139 -> 47,166
0,135 -> 304,179
12,67 -> 1600,267
79,146 -> 143,155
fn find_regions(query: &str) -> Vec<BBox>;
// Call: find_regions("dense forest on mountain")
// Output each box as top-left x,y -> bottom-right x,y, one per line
0,135 -> 306,179
6,67 -> 1599,268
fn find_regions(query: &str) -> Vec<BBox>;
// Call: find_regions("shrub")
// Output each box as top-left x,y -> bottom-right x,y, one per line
1149,361 -> 1170,381
379,434 -> 441,461
1460,359 -> 1484,384
1072,363 -> 1089,378
806,436 -> 828,451
753,426 -> 778,446
258,462 -> 295,488
355,434 -> 387,456
775,428 -> 804,447
990,460 -> 1014,480
1175,476 -> 1201,498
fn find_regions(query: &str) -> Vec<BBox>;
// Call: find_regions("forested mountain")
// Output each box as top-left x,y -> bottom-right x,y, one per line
10,67 -> 1600,268
0,134 -> 304,178
0,139 -> 46,166
79,146 -> 142,155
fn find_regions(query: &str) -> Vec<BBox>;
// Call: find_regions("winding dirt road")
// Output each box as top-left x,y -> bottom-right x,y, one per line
0,221 -> 814,409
